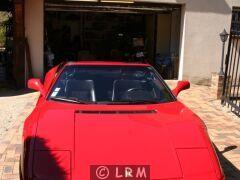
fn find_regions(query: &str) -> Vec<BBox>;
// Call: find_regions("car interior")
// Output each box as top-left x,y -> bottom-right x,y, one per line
49,66 -> 172,103
112,80 -> 156,101
66,80 -> 96,102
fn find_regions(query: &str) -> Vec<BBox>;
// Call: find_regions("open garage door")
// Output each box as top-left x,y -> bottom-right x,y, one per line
44,1 -> 181,79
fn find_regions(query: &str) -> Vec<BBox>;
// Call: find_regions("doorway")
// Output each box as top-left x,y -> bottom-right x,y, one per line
44,2 -> 181,79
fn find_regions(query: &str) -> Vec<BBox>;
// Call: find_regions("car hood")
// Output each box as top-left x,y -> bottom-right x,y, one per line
34,101 -> 210,179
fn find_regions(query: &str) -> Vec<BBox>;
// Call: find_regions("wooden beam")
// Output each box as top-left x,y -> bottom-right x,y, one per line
13,0 -> 25,88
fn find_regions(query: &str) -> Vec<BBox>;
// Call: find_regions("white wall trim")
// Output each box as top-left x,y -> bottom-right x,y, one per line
178,5 -> 186,80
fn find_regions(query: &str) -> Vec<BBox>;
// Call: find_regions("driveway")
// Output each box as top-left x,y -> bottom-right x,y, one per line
0,82 -> 240,179
0,90 -> 37,180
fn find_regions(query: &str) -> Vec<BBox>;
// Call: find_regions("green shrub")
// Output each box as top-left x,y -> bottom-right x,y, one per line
0,25 -> 6,47
0,12 -> 9,47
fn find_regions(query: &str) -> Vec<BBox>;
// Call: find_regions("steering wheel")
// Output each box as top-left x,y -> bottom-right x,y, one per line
121,88 -> 151,100
126,88 -> 146,93
121,88 -> 145,100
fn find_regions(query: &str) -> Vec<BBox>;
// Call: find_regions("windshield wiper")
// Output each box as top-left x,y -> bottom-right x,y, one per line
50,97 -> 159,105
107,99 -> 160,105
50,97 -> 90,104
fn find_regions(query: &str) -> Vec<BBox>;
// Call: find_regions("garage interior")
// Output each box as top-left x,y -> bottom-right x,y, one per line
44,2 -> 181,79
0,0 -> 25,88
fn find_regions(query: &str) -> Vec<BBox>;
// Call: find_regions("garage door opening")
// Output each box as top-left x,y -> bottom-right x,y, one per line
44,2 -> 181,79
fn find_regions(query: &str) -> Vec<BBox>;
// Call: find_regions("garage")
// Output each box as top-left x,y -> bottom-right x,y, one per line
44,1 -> 181,79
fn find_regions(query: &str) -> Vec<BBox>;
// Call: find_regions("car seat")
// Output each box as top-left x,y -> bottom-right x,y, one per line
66,80 -> 96,102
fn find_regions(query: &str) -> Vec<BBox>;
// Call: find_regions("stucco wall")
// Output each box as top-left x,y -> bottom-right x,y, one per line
25,0 -> 44,78
182,0 -> 232,84
25,0 -> 239,84
156,14 -> 172,55
137,0 -> 234,84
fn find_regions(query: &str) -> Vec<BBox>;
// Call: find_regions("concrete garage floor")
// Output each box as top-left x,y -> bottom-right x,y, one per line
0,81 -> 240,179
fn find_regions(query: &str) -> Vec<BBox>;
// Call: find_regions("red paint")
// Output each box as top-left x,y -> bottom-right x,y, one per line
66,61 -> 151,67
27,78 -> 46,97
43,65 -> 59,92
21,61 -> 224,180
172,81 -> 190,97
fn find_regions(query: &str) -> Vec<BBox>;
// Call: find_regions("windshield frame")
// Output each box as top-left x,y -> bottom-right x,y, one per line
47,64 -> 177,105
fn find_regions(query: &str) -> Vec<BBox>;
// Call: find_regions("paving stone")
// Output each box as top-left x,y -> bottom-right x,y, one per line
0,82 -> 240,179
167,81 -> 240,179
3,166 -> 13,174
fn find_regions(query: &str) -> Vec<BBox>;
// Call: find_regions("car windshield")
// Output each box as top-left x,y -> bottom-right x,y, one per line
48,65 -> 175,104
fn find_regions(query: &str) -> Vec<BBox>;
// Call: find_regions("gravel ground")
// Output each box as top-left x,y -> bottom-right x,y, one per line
0,90 -> 38,138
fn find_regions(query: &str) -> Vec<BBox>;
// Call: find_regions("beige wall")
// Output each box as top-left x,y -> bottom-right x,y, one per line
138,0 -> 234,84
182,0 -> 232,84
25,0 -> 238,84
156,11 -> 181,55
25,0 -> 44,78
156,14 -> 172,55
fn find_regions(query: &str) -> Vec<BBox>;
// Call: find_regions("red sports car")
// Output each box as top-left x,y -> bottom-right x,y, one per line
20,61 -> 225,180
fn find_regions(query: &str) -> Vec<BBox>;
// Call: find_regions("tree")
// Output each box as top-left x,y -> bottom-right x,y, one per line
0,12 -> 9,48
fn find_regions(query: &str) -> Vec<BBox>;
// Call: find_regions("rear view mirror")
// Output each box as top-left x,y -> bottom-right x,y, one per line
28,78 -> 46,97
172,81 -> 190,97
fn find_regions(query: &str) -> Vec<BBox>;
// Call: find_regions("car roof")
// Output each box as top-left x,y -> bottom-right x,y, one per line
65,61 -> 151,67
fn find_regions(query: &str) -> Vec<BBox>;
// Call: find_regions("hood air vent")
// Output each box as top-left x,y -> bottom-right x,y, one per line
76,110 -> 156,114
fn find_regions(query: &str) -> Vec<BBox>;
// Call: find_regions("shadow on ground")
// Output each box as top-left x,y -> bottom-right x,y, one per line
0,89 -> 34,97
215,144 -> 240,179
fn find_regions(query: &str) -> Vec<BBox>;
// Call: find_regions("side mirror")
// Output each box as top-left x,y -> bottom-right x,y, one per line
172,81 -> 190,97
28,78 -> 46,97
